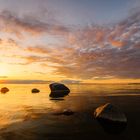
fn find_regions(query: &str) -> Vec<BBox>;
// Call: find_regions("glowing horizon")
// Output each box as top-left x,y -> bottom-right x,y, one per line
0,0 -> 140,84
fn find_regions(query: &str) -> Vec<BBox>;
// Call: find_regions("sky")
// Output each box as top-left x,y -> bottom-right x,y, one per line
0,0 -> 140,84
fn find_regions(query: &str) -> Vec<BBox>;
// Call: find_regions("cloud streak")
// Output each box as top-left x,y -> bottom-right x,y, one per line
0,9 -> 140,81
0,10 -> 70,38
45,11 -> 140,79
0,80 -> 53,84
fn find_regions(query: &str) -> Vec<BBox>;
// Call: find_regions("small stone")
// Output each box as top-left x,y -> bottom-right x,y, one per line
62,109 -> 74,115
1,87 -> 9,93
31,88 -> 40,93
52,109 -> 74,116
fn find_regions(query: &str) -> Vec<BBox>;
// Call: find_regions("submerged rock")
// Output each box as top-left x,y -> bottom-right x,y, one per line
94,103 -> 127,134
31,88 -> 40,93
63,109 -> 74,116
0,87 -> 9,93
49,83 -> 70,98
53,109 -> 74,116
94,103 -> 127,123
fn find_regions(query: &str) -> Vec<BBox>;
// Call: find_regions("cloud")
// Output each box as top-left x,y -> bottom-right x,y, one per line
21,9 -> 140,79
22,56 -> 47,64
92,76 -> 114,80
0,80 -> 53,84
60,79 -> 82,84
48,11 -> 140,79
0,10 -> 140,80
109,40 -> 127,48
0,10 -> 70,38
25,46 -> 50,54
0,76 -> 8,78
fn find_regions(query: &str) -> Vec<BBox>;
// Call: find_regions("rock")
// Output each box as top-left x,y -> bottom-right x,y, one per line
94,103 -> 127,134
52,109 -> 74,116
0,87 -> 9,93
49,83 -> 70,98
31,88 -> 40,93
62,109 -> 74,116
94,103 -> 127,123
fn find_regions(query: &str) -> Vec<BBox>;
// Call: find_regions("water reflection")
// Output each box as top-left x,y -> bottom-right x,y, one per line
50,98 -> 65,101
0,84 -> 139,139
96,118 -> 127,134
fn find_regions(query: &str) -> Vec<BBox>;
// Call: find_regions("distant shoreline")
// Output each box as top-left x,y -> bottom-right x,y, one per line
0,83 -> 140,85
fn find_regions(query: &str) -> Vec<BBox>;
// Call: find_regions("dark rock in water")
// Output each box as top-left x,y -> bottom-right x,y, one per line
62,109 -> 74,116
94,103 -> 127,134
0,87 -> 9,93
94,103 -> 127,123
53,109 -> 74,116
49,83 -> 70,98
32,88 -> 40,93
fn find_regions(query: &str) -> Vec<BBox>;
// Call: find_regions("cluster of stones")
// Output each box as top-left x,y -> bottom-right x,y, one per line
0,83 -> 127,133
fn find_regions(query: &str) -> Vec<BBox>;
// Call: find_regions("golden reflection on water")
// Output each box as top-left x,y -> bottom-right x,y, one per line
0,84 -> 56,129
0,84 -> 140,130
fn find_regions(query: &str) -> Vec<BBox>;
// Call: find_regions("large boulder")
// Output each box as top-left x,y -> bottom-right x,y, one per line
0,87 -> 9,93
49,83 -> 70,98
94,103 -> 127,123
31,88 -> 40,93
94,103 -> 127,134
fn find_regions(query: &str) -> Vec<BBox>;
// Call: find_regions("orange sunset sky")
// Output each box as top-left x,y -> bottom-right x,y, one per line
0,0 -> 140,84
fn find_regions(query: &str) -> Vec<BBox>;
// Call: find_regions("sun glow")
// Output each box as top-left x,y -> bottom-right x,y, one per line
0,64 -> 9,76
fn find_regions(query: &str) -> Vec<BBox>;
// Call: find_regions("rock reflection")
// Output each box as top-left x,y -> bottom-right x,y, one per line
50,98 -> 65,101
97,118 -> 127,134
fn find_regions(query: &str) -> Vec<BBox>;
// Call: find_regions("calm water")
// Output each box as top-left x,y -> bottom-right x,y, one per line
0,84 -> 140,140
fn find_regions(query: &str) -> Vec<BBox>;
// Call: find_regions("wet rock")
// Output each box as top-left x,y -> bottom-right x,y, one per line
94,103 -> 127,123
94,103 -> 127,134
53,109 -> 74,116
31,88 -> 40,93
0,87 -> 9,93
62,109 -> 74,116
49,83 -> 70,98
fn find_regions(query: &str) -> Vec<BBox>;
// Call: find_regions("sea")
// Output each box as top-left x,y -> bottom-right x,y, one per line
0,83 -> 140,140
